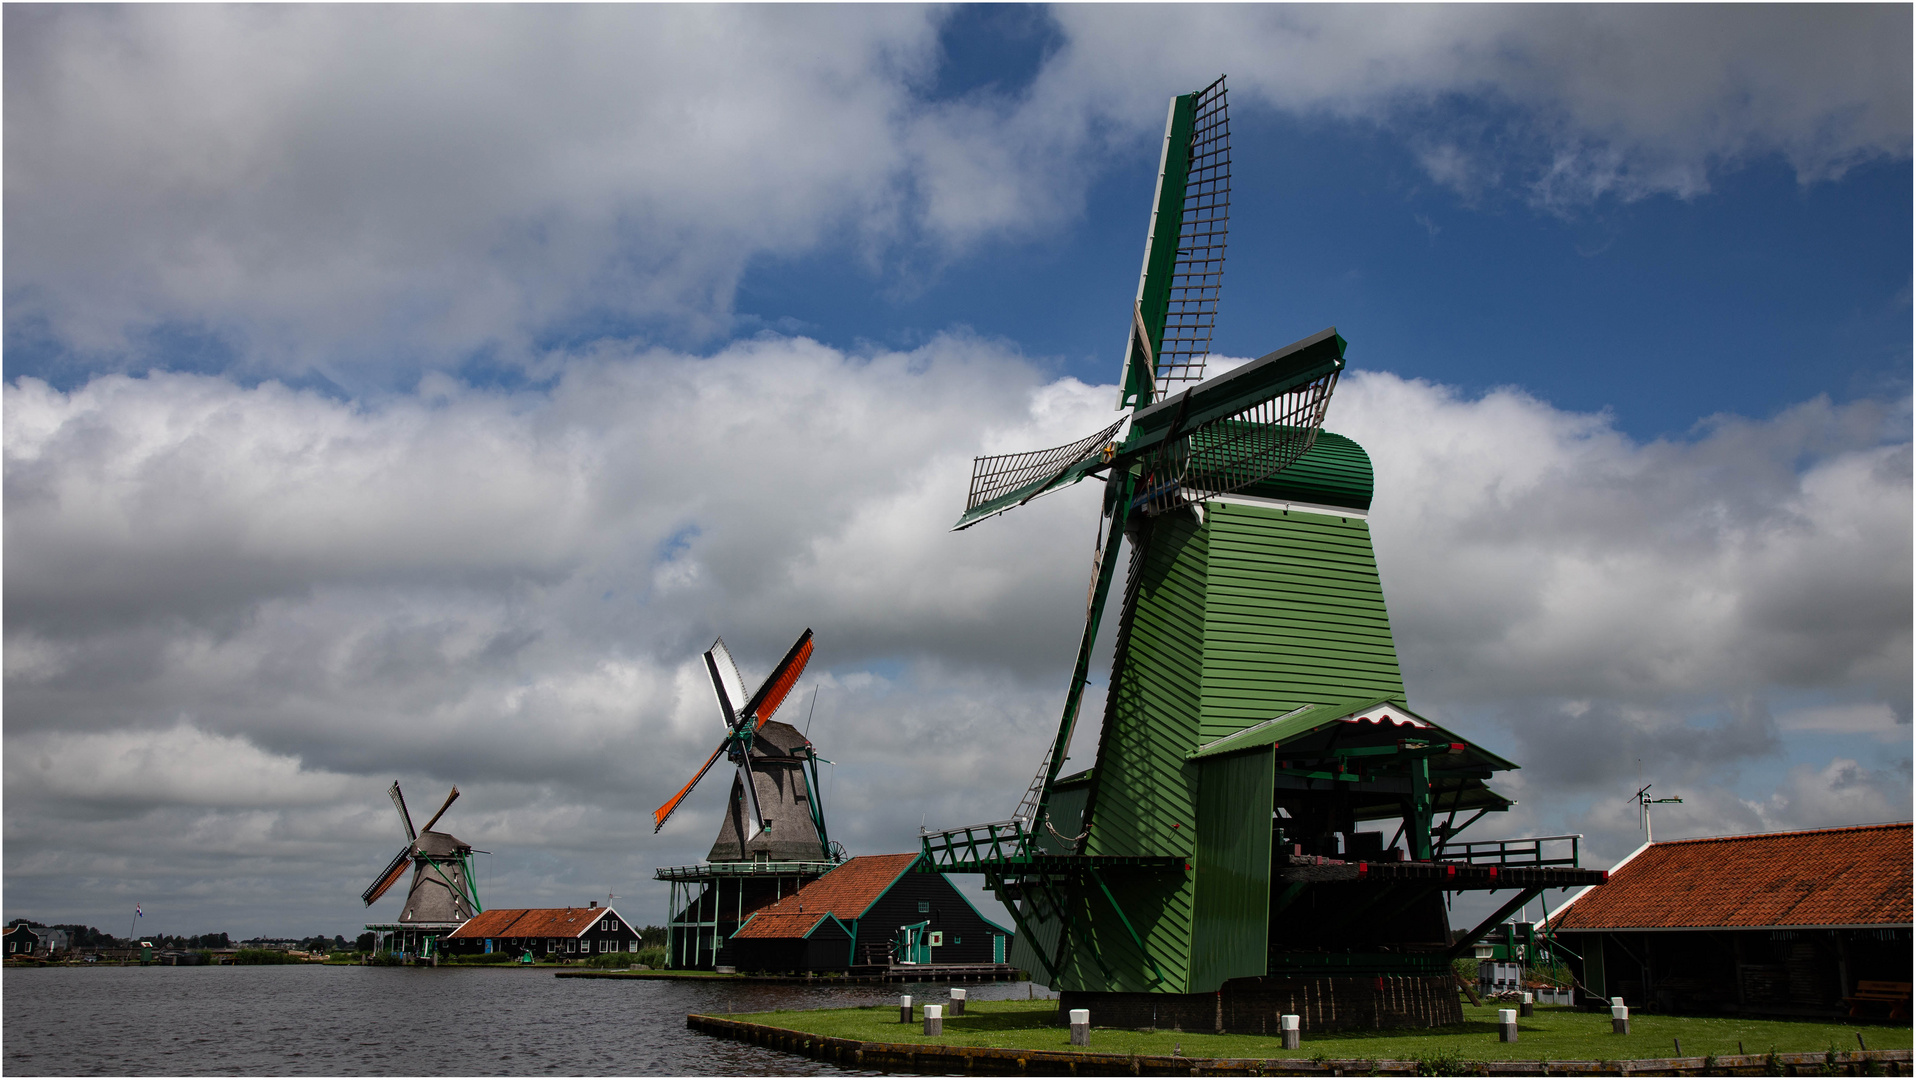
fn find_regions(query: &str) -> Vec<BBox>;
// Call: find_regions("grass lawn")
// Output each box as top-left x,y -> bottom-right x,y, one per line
723,999 -> 1912,1062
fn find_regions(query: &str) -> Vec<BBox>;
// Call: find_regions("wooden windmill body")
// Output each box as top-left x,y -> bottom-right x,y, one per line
922,76 -> 1605,1031
361,783 -> 483,960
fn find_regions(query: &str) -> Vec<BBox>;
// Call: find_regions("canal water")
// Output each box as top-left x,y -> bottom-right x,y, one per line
3,965 -> 1049,1075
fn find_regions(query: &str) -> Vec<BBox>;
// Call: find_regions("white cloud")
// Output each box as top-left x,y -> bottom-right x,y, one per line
5,723 -> 354,808
3,343 -> 1906,933
1746,758 -> 1913,831
1776,703 -> 1909,742
1334,375 -> 1912,714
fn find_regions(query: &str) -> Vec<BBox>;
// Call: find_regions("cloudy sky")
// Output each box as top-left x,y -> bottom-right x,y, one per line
5,5 -> 1909,942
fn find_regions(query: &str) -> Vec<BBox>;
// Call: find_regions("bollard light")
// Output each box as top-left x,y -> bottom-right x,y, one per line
923,1003 -> 943,1036
1069,1008 -> 1090,1047
1280,1013 -> 1301,1050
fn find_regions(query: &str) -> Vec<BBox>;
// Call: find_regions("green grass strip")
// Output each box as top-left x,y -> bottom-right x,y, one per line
722,999 -> 1911,1063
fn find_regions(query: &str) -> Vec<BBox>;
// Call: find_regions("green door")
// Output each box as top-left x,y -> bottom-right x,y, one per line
897,921 -> 931,964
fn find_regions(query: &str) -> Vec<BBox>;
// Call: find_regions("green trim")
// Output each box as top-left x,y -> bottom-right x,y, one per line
1186,696 -> 1518,772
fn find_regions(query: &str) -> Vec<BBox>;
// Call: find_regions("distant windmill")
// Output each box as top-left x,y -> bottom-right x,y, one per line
362,782 -> 482,924
652,628 -> 841,969
653,628 -> 834,862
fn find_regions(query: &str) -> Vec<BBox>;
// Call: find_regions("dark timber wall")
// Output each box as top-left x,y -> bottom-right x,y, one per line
1061,973 -> 1462,1034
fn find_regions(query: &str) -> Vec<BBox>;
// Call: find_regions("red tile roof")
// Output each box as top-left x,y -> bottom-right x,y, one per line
741,853 -> 920,927
1552,823 -> 1911,931
446,906 -> 632,939
731,911 -> 834,940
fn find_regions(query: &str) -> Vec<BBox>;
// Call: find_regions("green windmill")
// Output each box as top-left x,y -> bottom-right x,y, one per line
923,76 -> 1604,1032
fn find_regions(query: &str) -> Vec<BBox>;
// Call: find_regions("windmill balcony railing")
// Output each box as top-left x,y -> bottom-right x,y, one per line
1434,833 -> 1582,868
920,819 -> 1032,870
653,860 -> 839,882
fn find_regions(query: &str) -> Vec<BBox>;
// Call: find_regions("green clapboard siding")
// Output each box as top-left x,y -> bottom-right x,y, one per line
1199,501 -> 1404,742
1189,746 -> 1274,991
1086,513 -> 1206,861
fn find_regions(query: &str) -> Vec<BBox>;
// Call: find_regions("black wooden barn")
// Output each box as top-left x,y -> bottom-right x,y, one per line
728,853 -> 1011,972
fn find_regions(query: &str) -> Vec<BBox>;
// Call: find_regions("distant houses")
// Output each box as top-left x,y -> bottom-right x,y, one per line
5,923 -> 47,957
1549,822 -> 1912,1018
4,923 -> 71,958
443,902 -> 639,959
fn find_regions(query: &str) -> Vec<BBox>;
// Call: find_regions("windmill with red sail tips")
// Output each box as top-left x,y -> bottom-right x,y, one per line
361,782 -> 482,960
653,627 -> 842,968
653,627 -> 832,861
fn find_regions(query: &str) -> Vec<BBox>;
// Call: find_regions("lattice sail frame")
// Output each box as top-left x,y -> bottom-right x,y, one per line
964,417 -> 1128,516
1135,369 -> 1339,517
1153,76 -> 1230,398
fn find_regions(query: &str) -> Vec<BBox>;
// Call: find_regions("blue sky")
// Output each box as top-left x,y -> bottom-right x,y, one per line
4,5 -> 1908,939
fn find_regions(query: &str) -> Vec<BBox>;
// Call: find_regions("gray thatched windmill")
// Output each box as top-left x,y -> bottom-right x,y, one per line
361,782 -> 483,960
653,629 -> 843,968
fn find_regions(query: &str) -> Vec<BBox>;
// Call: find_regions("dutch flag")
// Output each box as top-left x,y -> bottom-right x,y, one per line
135,905 -> 143,918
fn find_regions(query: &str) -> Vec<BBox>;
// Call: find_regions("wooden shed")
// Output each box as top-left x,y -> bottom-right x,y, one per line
1549,822 -> 1911,1019
728,853 -> 1011,973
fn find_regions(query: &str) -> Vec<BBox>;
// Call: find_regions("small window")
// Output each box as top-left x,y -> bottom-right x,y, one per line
917,901 -> 930,914
600,940 -> 611,953
629,940 -> 640,953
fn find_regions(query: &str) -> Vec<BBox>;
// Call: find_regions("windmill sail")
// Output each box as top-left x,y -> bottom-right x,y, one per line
362,846 -> 413,906
1137,75 -> 1230,402
954,75 -> 1240,532
651,628 -> 815,834
388,781 -> 416,842
706,638 -> 747,728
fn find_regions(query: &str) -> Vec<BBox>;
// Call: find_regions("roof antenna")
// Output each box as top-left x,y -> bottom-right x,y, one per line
1629,782 -> 1682,843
